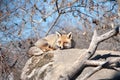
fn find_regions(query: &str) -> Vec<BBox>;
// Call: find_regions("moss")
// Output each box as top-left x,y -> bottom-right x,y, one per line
36,53 -> 53,68
26,53 -> 54,76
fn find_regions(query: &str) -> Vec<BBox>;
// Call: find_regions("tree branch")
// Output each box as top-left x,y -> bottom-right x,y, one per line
81,61 -> 108,80
81,58 -> 120,80
97,26 -> 119,43
85,59 -> 120,67
45,14 -> 61,36
58,26 -> 120,80
55,0 -> 60,14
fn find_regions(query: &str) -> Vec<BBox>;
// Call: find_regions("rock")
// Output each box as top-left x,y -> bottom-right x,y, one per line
28,46 -> 44,56
21,49 -> 120,80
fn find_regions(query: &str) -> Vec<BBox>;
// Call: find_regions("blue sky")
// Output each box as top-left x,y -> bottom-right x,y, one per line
0,0 -> 118,43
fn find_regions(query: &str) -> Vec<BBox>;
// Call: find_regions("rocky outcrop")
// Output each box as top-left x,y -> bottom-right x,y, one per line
21,48 -> 120,80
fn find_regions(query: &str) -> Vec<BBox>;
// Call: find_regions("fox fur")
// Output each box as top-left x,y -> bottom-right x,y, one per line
34,32 -> 74,52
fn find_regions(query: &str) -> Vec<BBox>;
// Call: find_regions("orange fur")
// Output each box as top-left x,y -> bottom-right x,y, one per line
34,32 -> 73,52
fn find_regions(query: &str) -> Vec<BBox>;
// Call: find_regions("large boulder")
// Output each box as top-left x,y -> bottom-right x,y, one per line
21,48 -> 120,80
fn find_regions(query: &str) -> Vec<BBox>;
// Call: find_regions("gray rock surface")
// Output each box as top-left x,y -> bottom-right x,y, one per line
21,49 -> 120,80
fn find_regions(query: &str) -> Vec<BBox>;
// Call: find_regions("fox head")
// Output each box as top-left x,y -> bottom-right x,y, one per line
56,32 -> 73,49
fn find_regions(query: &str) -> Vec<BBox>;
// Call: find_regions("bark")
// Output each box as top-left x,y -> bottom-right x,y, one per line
81,61 -> 108,80
85,59 -> 120,67
82,58 -> 120,80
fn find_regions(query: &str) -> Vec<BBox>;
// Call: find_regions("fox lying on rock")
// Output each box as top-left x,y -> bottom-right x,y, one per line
34,32 -> 74,52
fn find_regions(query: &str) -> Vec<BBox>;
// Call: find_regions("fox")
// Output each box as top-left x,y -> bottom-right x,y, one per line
34,32 -> 74,52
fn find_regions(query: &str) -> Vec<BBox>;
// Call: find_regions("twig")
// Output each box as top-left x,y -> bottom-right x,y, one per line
45,14 -> 61,36
81,61 -> 108,80
55,0 -> 60,14
106,3 -> 117,12
10,58 -> 18,68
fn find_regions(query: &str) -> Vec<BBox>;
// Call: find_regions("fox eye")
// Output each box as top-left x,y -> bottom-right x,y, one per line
48,45 -> 51,48
64,42 -> 68,44
58,41 -> 61,44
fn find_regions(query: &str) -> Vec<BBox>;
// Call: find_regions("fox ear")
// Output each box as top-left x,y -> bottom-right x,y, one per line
67,32 -> 72,39
56,31 -> 62,37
